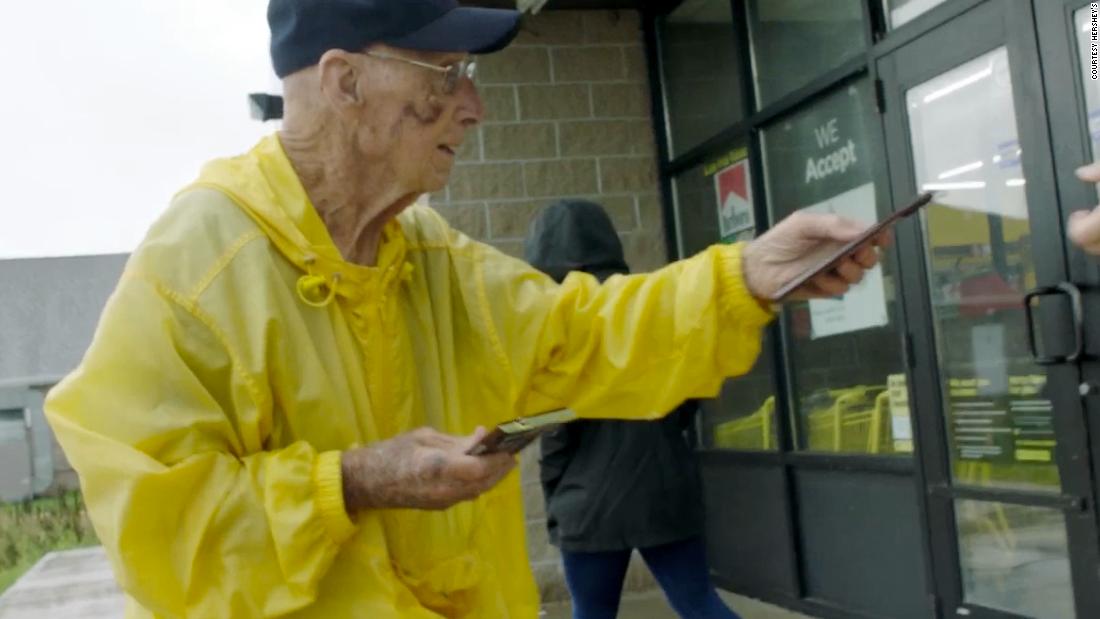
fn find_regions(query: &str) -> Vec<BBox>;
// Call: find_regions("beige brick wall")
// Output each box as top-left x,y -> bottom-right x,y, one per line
431,10 -> 667,603
431,10 -> 668,275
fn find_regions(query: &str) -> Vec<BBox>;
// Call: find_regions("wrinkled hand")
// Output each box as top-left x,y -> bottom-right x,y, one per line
741,211 -> 887,301
1070,162 -> 1100,255
341,427 -> 516,512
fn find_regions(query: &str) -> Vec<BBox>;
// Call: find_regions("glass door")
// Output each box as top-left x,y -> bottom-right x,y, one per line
880,1 -> 1100,617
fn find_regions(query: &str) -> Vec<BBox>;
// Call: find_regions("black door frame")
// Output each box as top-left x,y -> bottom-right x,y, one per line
1038,0 -> 1100,533
879,1 -> 1100,617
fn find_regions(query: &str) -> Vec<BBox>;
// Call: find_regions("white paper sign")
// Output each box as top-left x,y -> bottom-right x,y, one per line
804,183 -> 890,339
887,373 -> 913,452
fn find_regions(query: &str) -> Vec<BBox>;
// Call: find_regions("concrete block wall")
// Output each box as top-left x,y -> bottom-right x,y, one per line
429,10 -> 671,602
430,10 -> 669,274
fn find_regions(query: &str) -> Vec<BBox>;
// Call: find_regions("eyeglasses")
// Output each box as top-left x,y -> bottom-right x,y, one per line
363,51 -> 477,95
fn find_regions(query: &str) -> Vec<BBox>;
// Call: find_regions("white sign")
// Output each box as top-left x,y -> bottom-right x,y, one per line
804,183 -> 890,339
972,323 -> 1008,394
887,373 -> 913,453
714,158 -> 754,241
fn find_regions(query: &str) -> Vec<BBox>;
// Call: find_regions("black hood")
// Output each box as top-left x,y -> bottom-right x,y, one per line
523,199 -> 630,283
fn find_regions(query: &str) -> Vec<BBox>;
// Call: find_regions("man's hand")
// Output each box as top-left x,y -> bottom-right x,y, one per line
1071,162 -> 1100,255
742,210 -> 887,301
341,427 -> 516,512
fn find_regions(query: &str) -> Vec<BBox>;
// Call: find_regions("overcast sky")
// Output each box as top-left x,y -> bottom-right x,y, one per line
0,0 -> 280,259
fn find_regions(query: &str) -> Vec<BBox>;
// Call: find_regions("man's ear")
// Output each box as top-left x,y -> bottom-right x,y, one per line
317,50 -> 362,111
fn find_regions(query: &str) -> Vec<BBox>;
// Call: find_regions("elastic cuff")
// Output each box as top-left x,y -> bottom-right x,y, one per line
313,450 -> 358,545
716,243 -> 775,329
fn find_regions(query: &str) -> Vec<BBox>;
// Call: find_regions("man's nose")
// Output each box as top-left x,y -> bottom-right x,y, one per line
454,78 -> 484,128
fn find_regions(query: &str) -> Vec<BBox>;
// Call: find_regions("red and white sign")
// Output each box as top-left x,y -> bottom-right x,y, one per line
714,158 -> 754,241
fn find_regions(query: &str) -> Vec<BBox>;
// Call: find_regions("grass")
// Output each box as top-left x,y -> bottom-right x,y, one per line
0,492 -> 99,594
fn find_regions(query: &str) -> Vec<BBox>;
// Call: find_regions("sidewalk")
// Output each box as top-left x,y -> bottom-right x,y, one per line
0,547 -> 815,619
542,590 -> 814,619
0,548 -> 122,619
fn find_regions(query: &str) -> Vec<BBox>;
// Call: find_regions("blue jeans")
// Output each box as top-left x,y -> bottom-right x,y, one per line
561,537 -> 741,619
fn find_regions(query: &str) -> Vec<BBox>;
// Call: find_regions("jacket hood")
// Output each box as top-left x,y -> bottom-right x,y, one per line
523,199 -> 630,283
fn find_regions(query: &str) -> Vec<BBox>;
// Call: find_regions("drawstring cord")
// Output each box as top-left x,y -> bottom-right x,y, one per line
296,255 -> 412,308
296,255 -> 342,308
399,262 -> 415,283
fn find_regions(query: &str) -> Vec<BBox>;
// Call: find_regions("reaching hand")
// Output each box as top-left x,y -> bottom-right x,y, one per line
741,210 -> 888,302
1070,162 -> 1100,256
341,426 -> 517,512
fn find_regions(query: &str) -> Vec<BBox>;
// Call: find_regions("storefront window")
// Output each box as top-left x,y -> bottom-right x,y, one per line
907,48 -> 1059,492
658,0 -> 745,156
884,0 -> 950,30
748,0 -> 866,108
673,151 -> 777,450
762,80 -> 910,456
674,147 -> 756,253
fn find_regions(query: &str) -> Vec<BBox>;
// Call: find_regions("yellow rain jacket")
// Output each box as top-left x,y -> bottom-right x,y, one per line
45,135 -> 773,618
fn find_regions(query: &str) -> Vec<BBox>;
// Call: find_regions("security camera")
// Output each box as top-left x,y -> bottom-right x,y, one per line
248,93 -> 284,122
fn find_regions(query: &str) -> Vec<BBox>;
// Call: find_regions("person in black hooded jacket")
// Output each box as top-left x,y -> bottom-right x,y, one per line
524,199 -> 741,619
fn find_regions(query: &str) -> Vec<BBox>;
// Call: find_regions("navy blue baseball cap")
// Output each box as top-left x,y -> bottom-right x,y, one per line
268,0 -> 522,78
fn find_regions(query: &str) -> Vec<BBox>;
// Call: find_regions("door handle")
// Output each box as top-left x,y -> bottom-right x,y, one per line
928,483 -> 1089,512
1023,282 -> 1084,365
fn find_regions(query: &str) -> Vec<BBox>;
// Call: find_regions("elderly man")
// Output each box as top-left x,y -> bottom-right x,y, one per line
46,0 -> 881,617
